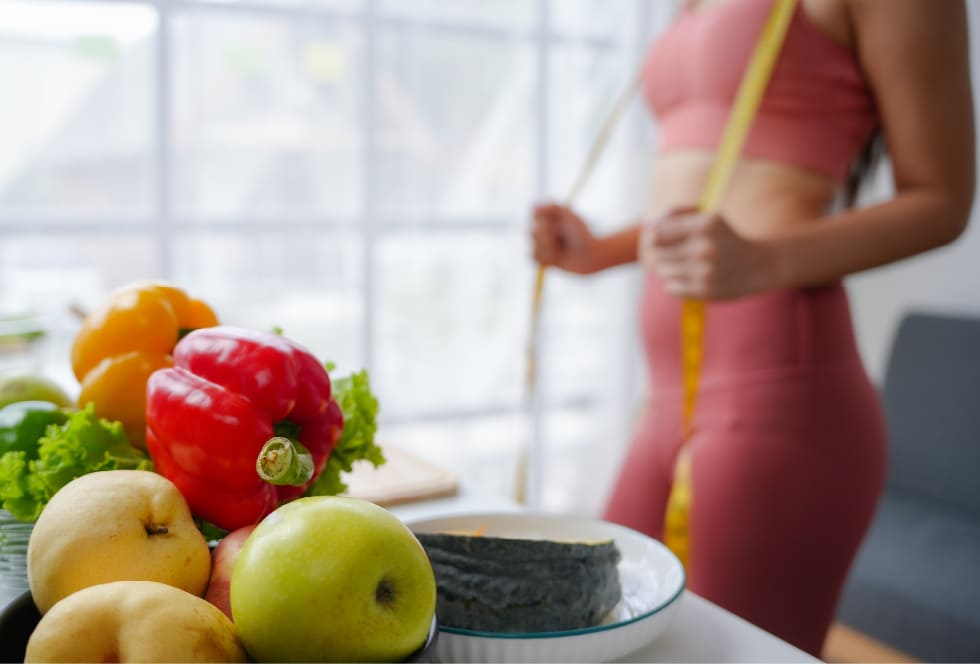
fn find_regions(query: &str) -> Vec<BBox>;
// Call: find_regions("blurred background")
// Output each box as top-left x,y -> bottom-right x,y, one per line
1,0 -> 978,518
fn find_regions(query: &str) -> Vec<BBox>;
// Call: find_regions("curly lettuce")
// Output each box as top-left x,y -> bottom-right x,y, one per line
305,368 -> 385,497
0,403 -> 152,522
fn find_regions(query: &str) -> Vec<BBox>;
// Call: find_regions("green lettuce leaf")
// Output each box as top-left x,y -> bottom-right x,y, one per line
0,404 -> 152,522
305,368 -> 385,497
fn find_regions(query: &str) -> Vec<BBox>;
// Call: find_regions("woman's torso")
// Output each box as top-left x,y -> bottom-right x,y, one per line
645,0 -> 874,233
639,0 -> 878,391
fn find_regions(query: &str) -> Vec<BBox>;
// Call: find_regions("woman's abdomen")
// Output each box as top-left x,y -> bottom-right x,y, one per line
639,273 -> 866,394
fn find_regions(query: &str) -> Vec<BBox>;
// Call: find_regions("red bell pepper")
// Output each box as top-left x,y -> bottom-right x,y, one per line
145,326 -> 344,531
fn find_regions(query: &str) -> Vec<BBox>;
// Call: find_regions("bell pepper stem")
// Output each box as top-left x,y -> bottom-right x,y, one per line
257,436 -> 314,486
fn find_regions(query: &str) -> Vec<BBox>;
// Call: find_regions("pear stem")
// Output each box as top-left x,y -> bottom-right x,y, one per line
256,436 -> 314,486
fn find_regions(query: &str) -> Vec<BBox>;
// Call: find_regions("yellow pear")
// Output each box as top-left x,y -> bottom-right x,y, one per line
27,470 -> 211,613
25,580 -> 247,663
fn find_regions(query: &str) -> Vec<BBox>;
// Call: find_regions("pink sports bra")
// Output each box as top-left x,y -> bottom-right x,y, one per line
643,0 -> 878,182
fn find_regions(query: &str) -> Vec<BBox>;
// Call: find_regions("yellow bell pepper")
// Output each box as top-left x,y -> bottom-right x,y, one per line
71,282 -> 219,448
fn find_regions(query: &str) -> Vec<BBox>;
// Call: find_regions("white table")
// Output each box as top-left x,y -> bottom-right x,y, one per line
390,491 -> 819,664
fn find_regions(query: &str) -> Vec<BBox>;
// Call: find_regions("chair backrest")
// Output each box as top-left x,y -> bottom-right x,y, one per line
883,312 -> 980,517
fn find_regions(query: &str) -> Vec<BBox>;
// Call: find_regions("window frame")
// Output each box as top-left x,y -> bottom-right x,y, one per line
0,0 -> 654,509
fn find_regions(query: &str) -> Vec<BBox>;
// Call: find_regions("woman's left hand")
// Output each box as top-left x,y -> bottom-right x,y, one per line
639,209 -> 781,300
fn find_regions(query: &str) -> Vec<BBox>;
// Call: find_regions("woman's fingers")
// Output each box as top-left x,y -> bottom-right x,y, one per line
532,235 -> 561,264
645,219 -> 718,298
531,204 -> 570,265
659,261 -> 713,298
647,241 -> 690,266
529,202 -> 600,274
662,279 -> 700,298
649,220 -> 689,247
531,214 -> 561,263
638,210 -> 702,273
650,211 -> 706,247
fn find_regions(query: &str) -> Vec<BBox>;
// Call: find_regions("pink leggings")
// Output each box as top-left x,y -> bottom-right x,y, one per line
604,276 -> 886,657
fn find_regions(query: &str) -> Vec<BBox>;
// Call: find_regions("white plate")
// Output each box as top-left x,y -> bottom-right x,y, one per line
408,512 -> 685,663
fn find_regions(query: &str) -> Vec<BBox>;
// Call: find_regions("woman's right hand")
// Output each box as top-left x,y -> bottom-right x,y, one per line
530,203 -> 602,275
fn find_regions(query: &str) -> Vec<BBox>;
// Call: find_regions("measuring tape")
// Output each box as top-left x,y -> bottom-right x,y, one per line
663,0 -> 798,568
526,69 -> 644,393
519,69 -> 643,505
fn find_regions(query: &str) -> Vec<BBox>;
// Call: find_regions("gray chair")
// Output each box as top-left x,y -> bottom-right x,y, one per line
836,312 -> 980,662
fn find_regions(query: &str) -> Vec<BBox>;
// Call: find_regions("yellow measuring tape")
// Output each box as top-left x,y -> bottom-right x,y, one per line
663,0 -> 798,568
526,69 -> 644,394
520,69 -> 643,505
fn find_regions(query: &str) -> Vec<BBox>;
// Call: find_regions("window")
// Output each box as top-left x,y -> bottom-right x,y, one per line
0,0 -> 655,513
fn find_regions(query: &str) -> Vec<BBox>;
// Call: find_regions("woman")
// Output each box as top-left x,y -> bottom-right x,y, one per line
531,0 -> 973,656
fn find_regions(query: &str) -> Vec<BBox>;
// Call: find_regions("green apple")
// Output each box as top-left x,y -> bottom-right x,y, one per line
0,373 -> 72,410
230,496 -> 436,663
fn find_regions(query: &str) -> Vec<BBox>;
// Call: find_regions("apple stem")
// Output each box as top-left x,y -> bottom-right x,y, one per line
257,436 -> 314,486
145,524 -> 169,536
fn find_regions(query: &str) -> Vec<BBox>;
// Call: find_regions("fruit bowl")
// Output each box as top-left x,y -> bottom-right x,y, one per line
0,591 -> 39,663
0,590 -> 440,663
408,512 -> 686,663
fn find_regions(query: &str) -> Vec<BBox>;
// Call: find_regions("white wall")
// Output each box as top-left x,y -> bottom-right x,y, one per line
847,2 -> 980,383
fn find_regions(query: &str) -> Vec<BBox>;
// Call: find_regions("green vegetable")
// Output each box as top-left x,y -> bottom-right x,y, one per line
0,403 -> 152,522
0,401 -> 70,457
305,368 -> 385,497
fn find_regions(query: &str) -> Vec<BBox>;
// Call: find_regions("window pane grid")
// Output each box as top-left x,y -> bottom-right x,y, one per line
0,0 -> 644,511
360,0 -> 378,374
155,2 -> 173,279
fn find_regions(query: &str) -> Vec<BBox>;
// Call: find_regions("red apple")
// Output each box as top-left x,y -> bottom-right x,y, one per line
205,525 -> 256,619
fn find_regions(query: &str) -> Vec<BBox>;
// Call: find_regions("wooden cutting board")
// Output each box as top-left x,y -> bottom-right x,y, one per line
343,443 -> 458,507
